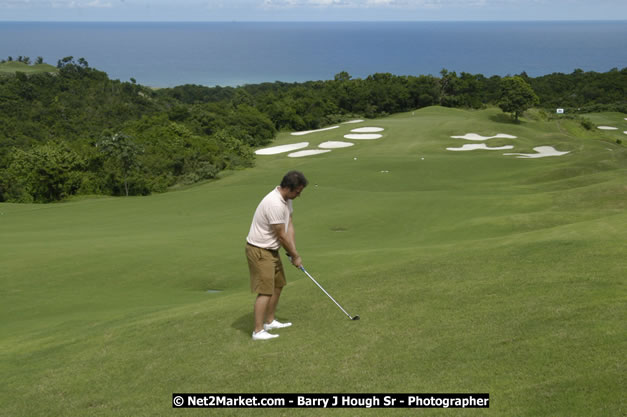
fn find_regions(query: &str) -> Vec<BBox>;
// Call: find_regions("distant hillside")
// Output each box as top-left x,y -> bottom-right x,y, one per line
1,56 -> 625,204
0,61 -> 58,75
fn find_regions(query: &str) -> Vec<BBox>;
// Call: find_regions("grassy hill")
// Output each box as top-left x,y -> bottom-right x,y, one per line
1,107 -> 625,416
0,61 -> 58,76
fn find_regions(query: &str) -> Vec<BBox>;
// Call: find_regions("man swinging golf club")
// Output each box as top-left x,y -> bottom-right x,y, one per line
246,171 -> 308,340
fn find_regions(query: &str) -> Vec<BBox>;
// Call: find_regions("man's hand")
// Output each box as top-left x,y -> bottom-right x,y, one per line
286,253 -> 303,268
290,254 -> 303,269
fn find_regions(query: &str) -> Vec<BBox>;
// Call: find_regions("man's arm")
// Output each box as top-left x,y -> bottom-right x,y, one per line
271,216 -> 302,268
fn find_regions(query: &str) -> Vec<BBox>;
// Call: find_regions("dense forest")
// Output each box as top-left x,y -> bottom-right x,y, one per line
1,57 -> 625,203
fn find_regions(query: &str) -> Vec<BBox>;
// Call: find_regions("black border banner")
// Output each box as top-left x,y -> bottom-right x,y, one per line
172,393 -> 490,408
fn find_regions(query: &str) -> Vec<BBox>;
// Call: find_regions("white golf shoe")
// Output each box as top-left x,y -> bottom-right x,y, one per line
252,329 -> 279,341
264,320 -> 292,331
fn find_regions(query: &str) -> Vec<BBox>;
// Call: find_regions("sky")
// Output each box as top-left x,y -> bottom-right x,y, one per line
0,0 -> 626,22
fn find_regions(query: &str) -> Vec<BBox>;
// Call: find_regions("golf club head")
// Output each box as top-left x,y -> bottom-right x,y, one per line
352,315 -> 360,320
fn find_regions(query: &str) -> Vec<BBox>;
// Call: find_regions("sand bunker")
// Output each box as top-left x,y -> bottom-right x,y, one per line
597,126 -> 618,130
504,146 -> 570,159
319,141 -> 355,149
288,149 -> 332,158
451,133 -> 517,141
351,127 -> 384,133
255,142 -> 308,155
447,144 -> 514,151
291,126 -> 339,136
342,119 -> 365,124
344,134 -> 383,140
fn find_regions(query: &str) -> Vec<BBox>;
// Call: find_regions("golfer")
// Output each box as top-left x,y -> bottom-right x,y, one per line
246,171 -> 308,340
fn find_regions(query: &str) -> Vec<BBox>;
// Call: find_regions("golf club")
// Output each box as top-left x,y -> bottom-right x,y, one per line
289,255 -> 359,320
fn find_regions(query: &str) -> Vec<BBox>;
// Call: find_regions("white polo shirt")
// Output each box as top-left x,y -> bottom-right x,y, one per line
247,187 -> 293,250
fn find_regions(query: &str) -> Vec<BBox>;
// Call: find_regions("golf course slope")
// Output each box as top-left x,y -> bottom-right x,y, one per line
1,107 -> 625,416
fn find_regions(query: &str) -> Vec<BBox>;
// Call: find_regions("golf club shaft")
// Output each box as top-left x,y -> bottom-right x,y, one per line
300,266 -> 354,320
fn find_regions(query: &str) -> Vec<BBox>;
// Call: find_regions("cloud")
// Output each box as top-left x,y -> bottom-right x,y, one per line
263,0 -> 352,6
262,0 -> 298,6
262,0 -> 361,6
85,0 -> 113,7
260,0 -> 496,7
258,0 -> 545,7
308,0 -> 352,5
50,0 -> 113,7
0,0 -> 48,7
366,0 -> 399,5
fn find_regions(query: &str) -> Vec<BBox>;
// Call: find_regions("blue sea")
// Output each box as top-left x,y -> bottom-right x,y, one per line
1,21 -> 626,87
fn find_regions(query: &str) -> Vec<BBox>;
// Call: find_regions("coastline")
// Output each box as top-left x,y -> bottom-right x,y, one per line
1,21 -> 625,87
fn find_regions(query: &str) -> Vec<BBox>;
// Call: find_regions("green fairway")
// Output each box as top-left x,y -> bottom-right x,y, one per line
1,107 -> 625,416
0,61 -> 58,75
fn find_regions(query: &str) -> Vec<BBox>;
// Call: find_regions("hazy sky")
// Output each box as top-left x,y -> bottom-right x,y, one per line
1,0 -> 626,21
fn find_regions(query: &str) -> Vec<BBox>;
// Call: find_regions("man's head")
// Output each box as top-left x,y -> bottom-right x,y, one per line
280,171 -> 308,199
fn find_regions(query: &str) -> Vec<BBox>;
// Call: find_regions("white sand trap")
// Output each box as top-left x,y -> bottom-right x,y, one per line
342,119 -> 365,124
447,144 -> 514,151
319,141 -> 354,149
351,127 -> 384,133
597,126 -> 618,130
451,133 -> 518,141
255,142 -> 309,155
504,146 -> 570,159
291,126 -> 339,136
344,134 -> 383,140
288,149 -> 332,158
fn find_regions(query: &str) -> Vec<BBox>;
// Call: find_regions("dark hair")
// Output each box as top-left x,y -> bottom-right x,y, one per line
280,170 -> 308,191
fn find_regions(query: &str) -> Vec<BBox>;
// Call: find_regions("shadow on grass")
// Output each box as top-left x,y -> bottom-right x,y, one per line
490,113 -> 522,125
231,311 -> 294,335
232,312 -> 253,334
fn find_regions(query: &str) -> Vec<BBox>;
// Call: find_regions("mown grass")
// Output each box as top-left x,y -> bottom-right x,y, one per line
0,61 -> 58,75
1,107 -> 625,416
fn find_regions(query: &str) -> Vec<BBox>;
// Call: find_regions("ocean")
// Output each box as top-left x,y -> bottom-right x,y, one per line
1,21 -> 626,87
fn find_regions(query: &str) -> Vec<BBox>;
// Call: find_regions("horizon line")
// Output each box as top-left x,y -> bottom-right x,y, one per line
2,19 -> 627,23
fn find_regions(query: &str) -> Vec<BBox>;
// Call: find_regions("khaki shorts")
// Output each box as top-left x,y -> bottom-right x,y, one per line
246,243 -> 287,295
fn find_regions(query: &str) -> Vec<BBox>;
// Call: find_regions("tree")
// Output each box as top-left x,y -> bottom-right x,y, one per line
498,76 -> 539,121
2,142 -> 85,203
439,69 -> 459,106
334,71 -> 352,82
96,133 -> 142,196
